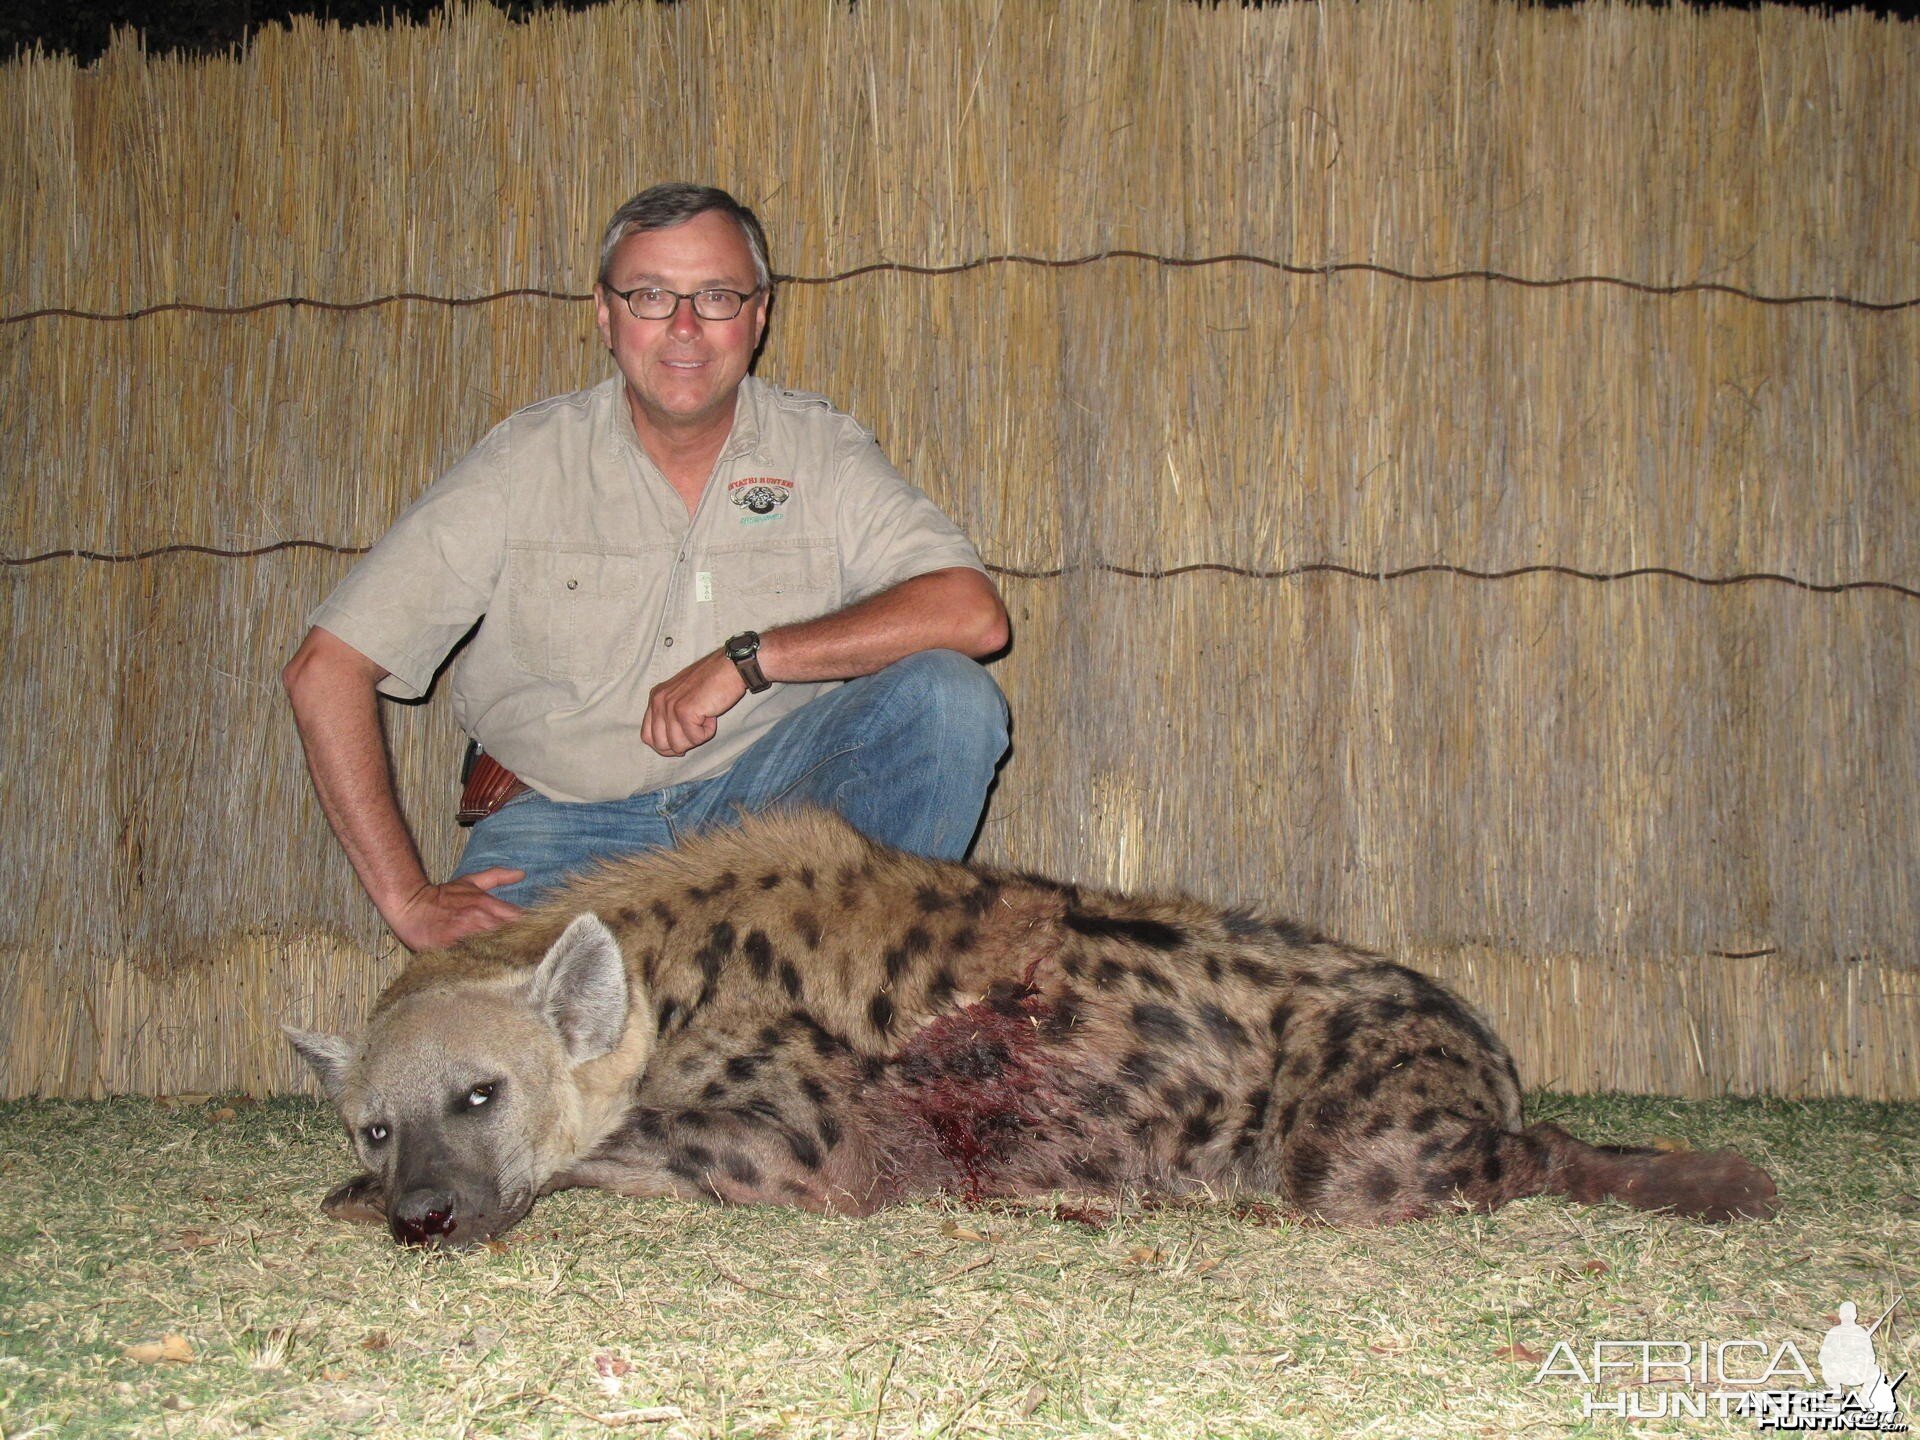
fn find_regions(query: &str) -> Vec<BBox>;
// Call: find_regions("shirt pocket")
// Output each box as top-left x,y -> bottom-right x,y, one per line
506,543 -> 661,683
700,538 -> 839,647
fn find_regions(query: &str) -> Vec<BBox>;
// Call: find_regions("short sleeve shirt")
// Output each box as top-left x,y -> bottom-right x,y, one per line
309,375 -> 987,803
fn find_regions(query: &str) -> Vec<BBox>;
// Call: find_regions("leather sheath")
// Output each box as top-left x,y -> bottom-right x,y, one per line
456,752 -> 528,826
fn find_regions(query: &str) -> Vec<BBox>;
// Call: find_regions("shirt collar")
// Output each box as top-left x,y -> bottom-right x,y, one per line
718,376 -> 764,462
605,375 -> 762,465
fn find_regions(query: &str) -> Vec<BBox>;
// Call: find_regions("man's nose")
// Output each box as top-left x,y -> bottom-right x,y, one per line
667,296 -> 703,340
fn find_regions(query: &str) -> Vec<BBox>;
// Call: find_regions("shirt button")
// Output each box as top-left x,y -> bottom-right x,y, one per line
566,579 -> 578,590
664,636 -> 674,647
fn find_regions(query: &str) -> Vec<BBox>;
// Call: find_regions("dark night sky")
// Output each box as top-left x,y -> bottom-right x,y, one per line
3,0 -> 1915,66
0,0 -> 609,64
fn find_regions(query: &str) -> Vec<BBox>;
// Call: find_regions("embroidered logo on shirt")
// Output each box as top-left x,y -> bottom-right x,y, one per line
729,477 -> 794,517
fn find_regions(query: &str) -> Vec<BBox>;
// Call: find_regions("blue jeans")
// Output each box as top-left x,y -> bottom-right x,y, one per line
452,650 -> 1009,906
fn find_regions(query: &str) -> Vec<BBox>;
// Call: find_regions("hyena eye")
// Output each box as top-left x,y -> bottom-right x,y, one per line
466,1083 -> 496,1109
363,1123 -> 389,1145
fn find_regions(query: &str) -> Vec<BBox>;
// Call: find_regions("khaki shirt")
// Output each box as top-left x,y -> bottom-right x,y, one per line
310,375 -> 986,803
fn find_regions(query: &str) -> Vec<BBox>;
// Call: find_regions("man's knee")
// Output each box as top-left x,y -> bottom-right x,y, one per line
883,649 -> 1009,756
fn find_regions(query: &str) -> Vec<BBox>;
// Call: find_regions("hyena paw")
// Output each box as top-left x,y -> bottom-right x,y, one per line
320,1172 -> 389,1225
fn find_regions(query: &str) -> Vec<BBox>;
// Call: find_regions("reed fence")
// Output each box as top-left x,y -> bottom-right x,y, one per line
2,0 -> 1914,1098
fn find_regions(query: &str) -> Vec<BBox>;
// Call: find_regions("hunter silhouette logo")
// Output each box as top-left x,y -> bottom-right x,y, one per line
1818,1299 -> 1906,1420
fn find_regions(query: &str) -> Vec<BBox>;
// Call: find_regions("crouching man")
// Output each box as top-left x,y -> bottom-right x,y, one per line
282,183 -> 1010,953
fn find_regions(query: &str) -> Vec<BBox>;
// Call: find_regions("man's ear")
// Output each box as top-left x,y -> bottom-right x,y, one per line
593,284 -> 615,350
528,913 -> 629,1064
752,286 -> 772,346
283,1026 -> 356,1103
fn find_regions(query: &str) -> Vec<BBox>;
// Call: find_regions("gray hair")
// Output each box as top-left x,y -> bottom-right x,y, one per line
595,184 -> 771,292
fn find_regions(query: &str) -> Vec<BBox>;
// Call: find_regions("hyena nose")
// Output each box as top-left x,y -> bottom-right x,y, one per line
389,1191 -> 460,1247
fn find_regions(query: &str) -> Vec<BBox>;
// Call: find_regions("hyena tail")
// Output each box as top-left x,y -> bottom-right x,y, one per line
1514,1122 -> 1778,1222
1297,1120 -> 1777,1224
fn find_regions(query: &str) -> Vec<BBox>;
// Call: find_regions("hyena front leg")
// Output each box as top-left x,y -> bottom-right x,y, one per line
555,1103 -> 887,1215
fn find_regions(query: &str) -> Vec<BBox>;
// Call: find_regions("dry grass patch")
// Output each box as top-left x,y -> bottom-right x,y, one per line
0,1094 -> 1913,1437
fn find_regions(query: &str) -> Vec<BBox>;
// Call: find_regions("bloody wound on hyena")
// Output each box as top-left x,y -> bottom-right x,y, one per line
287,810 -> 1777,1247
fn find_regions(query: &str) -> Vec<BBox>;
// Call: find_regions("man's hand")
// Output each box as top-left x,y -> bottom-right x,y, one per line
643,649 -> 748,757
385,867 -> 527,953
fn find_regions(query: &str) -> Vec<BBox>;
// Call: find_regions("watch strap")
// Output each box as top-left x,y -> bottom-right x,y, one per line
726,632 -> 772,693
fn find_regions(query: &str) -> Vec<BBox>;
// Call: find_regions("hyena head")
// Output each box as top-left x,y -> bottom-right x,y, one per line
285,914 -> 641,1248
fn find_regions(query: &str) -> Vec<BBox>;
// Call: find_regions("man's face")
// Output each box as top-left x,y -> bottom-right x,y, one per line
594,209 -> 769,442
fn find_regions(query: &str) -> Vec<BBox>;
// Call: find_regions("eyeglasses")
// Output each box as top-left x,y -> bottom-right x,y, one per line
604,284 -> 761,321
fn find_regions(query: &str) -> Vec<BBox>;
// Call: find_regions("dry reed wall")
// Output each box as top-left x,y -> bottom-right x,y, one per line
2,0 -> 1915,1098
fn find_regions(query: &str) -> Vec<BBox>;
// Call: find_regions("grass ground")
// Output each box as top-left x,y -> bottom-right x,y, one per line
0,1094 -> 1913,1438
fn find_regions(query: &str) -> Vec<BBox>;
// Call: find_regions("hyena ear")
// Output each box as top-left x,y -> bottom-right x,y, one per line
283,1026 -> 356,1103
528,913 -> 629,1064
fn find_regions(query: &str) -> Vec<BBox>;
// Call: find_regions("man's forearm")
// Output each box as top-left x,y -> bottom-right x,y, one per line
644,567 -> 1008,759
755,566 -> 1008,684
281,633 -> 431,926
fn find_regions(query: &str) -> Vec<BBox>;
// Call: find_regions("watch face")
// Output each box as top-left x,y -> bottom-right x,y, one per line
726,632 -> 758,661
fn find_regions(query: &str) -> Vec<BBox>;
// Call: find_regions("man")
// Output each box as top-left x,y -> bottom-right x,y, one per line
283,185 -> 1010,953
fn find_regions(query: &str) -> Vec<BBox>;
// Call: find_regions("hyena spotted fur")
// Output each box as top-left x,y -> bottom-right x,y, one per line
289,809 -> 1776,1246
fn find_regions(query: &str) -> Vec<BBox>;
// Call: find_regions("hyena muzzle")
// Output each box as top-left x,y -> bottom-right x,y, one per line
288,809 -> 1777,1247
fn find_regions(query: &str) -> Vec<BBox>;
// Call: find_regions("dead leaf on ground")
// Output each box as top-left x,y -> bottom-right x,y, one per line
210,1107 -> 238,1122
358,1331 -> 390,1351
1495,1342 -> 1544,1364
1018,1383 -> 1047,1416
482,1228 -> 536,1254
1124,1246 -> 1165,1266
163,1228 -> 222,1252
124,1334 -> 194,1364
1582,1259 -> 1611,1276
1050,1203 -> 1112,1229
939,1220 -> 994,1244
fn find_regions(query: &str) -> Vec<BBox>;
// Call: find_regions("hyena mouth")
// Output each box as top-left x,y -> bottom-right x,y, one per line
390,1208 -> 458,1247
386,1186 -> 536,1248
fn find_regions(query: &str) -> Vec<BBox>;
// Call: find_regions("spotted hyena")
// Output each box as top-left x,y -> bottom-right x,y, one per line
287,809 -> 1777,1246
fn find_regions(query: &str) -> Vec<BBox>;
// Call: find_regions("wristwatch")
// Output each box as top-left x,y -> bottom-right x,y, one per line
725,631 -> 772,693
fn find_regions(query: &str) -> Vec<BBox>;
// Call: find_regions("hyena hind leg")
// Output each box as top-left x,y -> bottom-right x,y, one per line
1276,1119 -> 1551,1225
